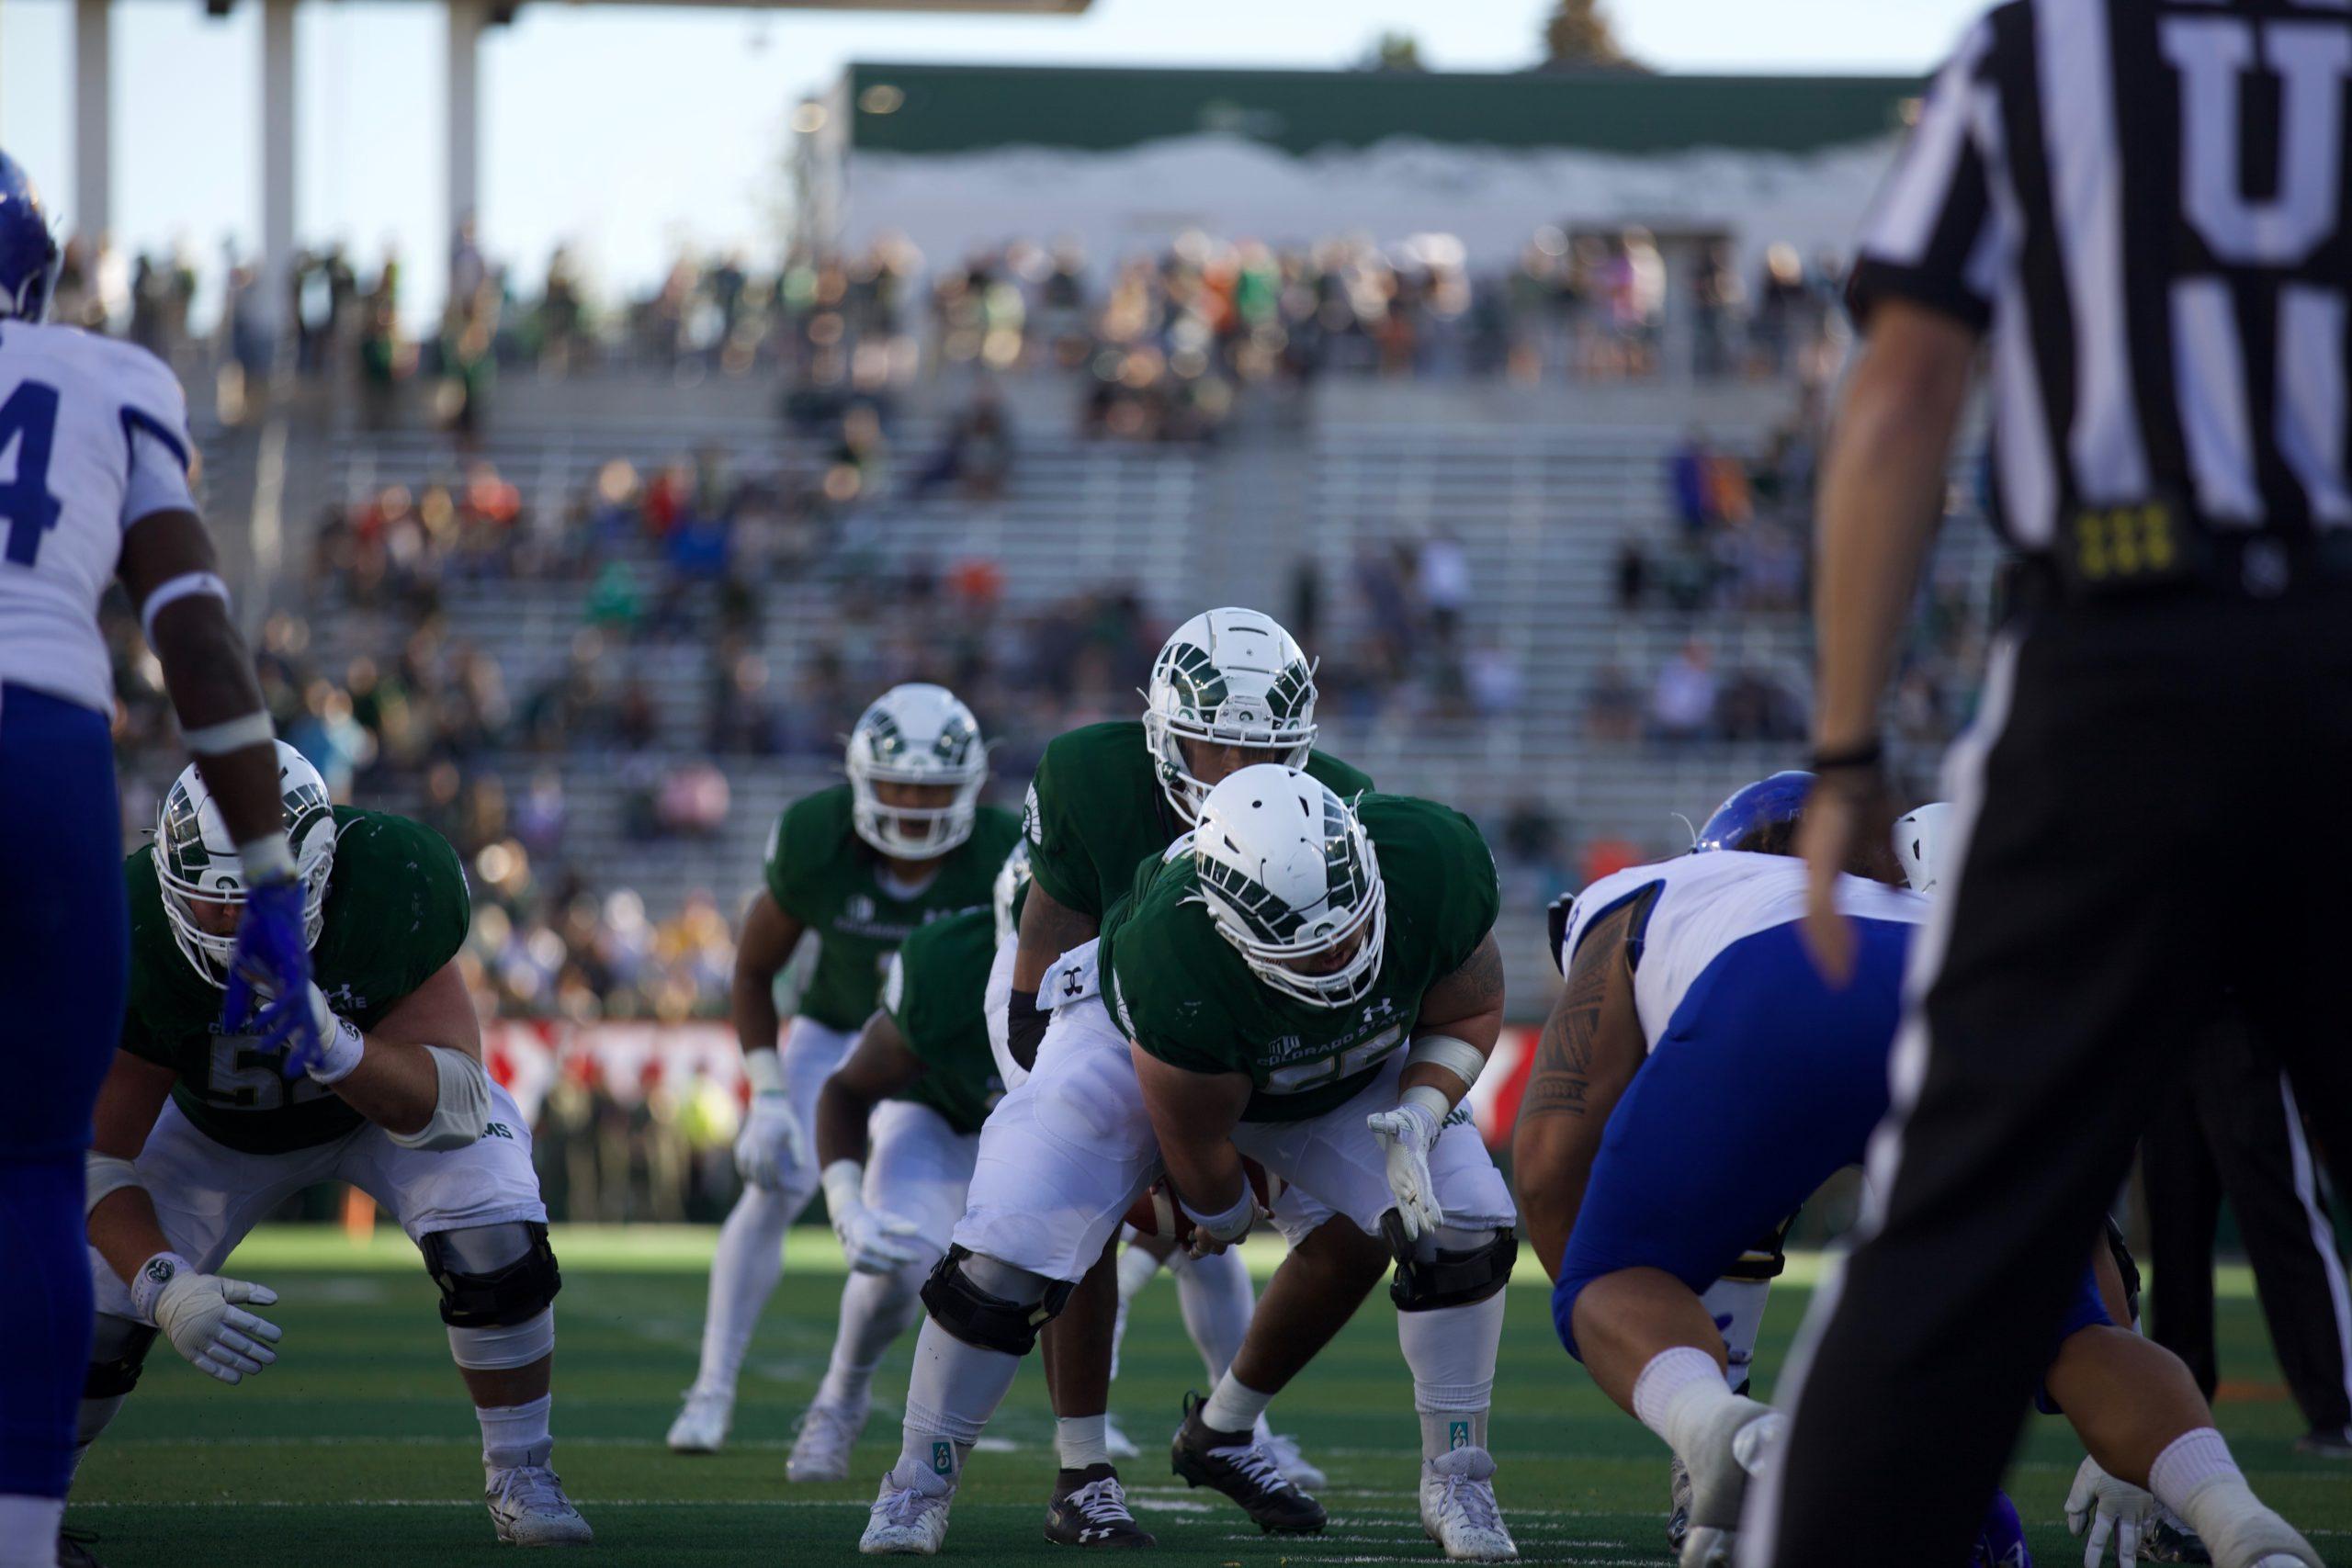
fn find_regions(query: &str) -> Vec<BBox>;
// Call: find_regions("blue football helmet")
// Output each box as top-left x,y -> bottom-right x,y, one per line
0,152 -> 62,324
1692,770 -> 1814,853
1970,1487 -> 2033,1567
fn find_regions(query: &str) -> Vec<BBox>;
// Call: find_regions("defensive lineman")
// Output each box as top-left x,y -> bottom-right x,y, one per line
991,608 -> 1363,1533
1513,777 -> 2316,1568
78,748 -> 592,1545
0,153 -> 322,1568
671,684 -> 1019,1459
862,769 -> 1520,1562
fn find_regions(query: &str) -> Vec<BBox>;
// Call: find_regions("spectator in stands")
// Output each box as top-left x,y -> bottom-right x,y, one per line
1585,663 -> 1643,743
1613,536 -> 1650,614
1647,637 -> 1718,743
1418,528 -> 1472,647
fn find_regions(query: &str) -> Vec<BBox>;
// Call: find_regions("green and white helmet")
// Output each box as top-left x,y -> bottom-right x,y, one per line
153,740 -> 339,987
845,682 -> 989,860
992,840 -> 1033,947
1189,764 -> 1385,1010
1142,607 -> 1319,825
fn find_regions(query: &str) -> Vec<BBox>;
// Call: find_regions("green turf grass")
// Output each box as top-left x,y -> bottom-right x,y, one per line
67,1225 -> 2348,1565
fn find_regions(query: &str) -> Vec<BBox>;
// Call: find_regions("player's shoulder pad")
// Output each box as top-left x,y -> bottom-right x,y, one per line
87,336 -> 193,457
1303,748 -> 1374,798
1558,863 -> 1668,975
340,807 -> 469,902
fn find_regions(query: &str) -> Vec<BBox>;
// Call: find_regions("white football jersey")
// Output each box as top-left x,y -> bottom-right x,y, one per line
1559,851 -> 1928,1051
0,320 -> 196,714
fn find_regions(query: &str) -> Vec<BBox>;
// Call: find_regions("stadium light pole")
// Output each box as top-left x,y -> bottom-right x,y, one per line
74,0 -> 111,246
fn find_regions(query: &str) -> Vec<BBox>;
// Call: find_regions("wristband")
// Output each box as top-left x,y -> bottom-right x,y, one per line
306,1013 -> 367,1085
1808,738 -> 1884,773
743,1047 -> 786,1097
130,1251 -> 192,1323
1178,1179 -> 1258,1244
184,710 -> 277,757
821,1159 -> 865,1220
1406,1033 -> 1486,1092
140,570 -> 230,641
1398,1085 -> 1453,1147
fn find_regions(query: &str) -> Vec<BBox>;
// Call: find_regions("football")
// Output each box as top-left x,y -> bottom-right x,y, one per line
1123,1158 -> 1284,1243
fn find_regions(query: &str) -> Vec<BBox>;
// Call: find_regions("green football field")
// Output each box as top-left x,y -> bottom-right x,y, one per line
68,1225 -> 2350,1566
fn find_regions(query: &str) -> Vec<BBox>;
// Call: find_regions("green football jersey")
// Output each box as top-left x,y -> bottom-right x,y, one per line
763,784 -> 1022,1032
880,908 -> 1005,1136
1102,794 -> 1498,1122
1023,719 -> 1374,924
120,807 -> 472,1156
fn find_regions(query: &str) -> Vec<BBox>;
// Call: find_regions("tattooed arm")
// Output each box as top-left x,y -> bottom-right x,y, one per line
1400,930 -> 1508,1111
1514,894 -> 1653,1281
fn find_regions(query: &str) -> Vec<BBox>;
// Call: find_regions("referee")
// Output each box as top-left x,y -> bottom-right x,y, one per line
1754,0 -> 2352,1561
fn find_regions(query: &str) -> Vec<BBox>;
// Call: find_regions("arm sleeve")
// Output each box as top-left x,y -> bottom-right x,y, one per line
113,348 -> 197,530
1847,18 -> 2003,335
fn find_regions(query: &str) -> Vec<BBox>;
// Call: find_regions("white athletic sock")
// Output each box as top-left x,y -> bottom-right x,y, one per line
814,1263 -> 926,1413
1200,1371 -> 1275,1438
893,1317 -> 1022,1485
1170,1245 -> 1255,1387
1398,1289 -> 1506,1461
1057,1415 -> 1111,1470
1633,1346 -> 1737,1459
690,1182 -> 803,1398
0,1496 -> 65,1568
478,1392 -> 554,1472
1698,1278 -> 1770,1391
2148,1427 -> 2281,1551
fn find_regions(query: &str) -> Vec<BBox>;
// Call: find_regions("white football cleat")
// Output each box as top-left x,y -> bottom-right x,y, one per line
486,1455 -> 594,1547
1102,1412 -> 1140,1461
1679,1398 -> 1781,1568
1259,1427 -> 1328,1492
666,1387 -> 732,1454
860,1463 -> 956,1556
787,1401 -> 866,1483
1419,1446 -> 1517,1562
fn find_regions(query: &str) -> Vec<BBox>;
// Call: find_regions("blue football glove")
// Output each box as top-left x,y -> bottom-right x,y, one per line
220,876 -> 323,1077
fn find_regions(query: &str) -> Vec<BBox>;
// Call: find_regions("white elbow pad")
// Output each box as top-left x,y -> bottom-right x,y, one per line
87,1152 -> 144,1217
1407,1033 -> 1487,1091
388,1047 -> 493,1152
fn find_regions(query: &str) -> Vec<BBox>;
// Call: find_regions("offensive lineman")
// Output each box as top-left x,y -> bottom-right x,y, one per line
862,768 -> 1520,1562
1512,776 -> 2318,1568
991,607 -> 1363,1537
670,684 -> 1020,1462
77,745 -> 592,1546
0,153 -> 322,1568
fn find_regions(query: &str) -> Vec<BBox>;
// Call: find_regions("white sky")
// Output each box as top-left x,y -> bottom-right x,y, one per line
0,0 -> 1982,317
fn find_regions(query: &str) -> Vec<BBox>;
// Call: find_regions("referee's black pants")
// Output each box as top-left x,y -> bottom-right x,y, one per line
1754,585 -> 2352,1564
2144,1017 -> 2352,1438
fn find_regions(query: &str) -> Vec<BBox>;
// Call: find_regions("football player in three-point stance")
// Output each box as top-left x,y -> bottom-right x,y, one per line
77,745 -> 591,1547
670,684 -> 1020,1464
1514,776 -> 2319,1568
863,767 -> 1521,1562
975,609 -> 1359,1543
0,152 -> 323,1568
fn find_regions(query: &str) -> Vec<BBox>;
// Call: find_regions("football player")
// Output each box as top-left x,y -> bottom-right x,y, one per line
784,859 -> 1016,1484
670,684 -> 1020,1460
862,768 -> 1520,1562
1514,775 -> 2319,1568
985,609 -> 1361,1540
0,152 -> 320,1568
76,745 -> 590,1547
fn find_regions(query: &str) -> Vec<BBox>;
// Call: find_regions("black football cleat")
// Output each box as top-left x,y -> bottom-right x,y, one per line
1170,1391 -> 1327,1535
1045,1463 -> 1156,1548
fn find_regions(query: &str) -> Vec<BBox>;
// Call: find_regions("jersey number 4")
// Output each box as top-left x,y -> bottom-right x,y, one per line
0,380 -> 63,568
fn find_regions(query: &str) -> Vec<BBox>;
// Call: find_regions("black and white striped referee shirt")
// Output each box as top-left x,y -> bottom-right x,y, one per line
1852,0 -> 2352,549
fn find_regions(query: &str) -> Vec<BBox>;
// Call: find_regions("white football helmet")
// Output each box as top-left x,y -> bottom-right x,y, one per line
1894,802 -> 1952,895
1142,608 -> 1319,825
153,741 -> 339,986
845,682 -> 989,860
992,840 -> 1032,947
1190,764 -> 1385,1010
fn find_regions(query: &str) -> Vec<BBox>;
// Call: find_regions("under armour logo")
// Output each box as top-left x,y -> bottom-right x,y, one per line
1080,1529 -> 1109,1541
1061,970 -> 1086,998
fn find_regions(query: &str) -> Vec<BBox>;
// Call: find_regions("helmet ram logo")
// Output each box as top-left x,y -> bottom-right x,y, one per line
1196,793 -> 1370,946
1161,641 -> 1230,717
1263,660 -> 1314,725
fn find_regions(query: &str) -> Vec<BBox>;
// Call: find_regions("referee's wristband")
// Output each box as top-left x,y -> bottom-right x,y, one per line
1808,739 -> 1885,775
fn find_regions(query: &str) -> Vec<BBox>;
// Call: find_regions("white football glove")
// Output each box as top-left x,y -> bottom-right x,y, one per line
136,1254 -> 284,1385
2067,1455 -> 2156,1567
820,1159 -> 924,1274
1367,1094 -> 1446,1243
734,1091 -> 809,1190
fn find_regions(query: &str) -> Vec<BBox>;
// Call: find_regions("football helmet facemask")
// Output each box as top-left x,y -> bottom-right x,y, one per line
845,683 -> 989,860
1142,608 -> 1319,826
1189,764 -> 1385,1010
992,840 -> 1033,947
1894,801 -> 1952,895
154,741 -> 338,987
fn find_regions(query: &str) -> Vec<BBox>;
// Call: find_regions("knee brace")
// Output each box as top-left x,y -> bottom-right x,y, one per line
1385,1221 -> 1519,1313
420,1221 -> 562,1328
85,1314 -> 159,1399
919,1245 -> 1073,1356
1721,1212 -> 1797,1284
